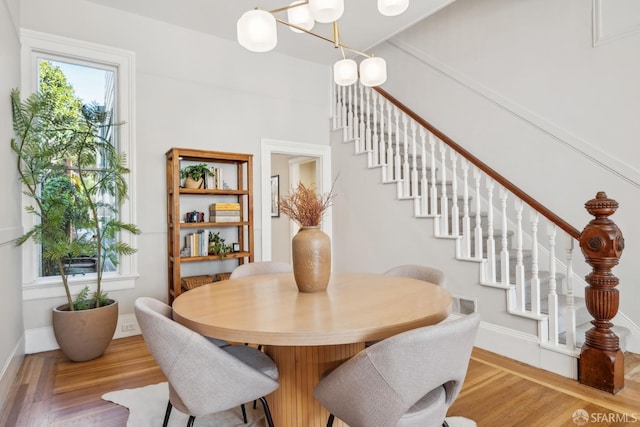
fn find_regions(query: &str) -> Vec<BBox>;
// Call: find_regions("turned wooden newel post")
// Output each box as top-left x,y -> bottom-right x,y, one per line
578,192 -> 624,394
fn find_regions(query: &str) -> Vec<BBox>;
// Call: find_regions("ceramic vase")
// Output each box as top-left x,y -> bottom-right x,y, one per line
292,226 -> 331,292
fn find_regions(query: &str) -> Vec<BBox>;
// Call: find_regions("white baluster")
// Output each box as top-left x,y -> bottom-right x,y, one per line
351,84 -> 358,144
341,86 -> 347,139
401,113 -> 410,198
331,84 -> 340,130
499,187 -> 509,287
438,141 -> 449,236
473,167 -> 483,260
418,128 -> 428,216
358,84 -> 365,152
450,150 -> 459,239
393,107 -> 401,186
375,93 -> 384,167
378,98 -> 387,177
565,236 -> 576,350
515,199 -> 525,311
364,87 -> 372,153
410,120 -> 418,198
385,105 -> 394,182
429,134 -> 438,216
347,84 -> 354,141
369,91 -> 379,168
530,212 -> 540,316
547,224 -> 559,346
461,159 -> 471,258
485,178 -> 496,283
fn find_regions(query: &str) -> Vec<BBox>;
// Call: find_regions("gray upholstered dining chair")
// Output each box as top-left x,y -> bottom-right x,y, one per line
314,313 -> 480,427
230,260 -> 293,279
384,264 -> 447,288
134,297 -> 279,427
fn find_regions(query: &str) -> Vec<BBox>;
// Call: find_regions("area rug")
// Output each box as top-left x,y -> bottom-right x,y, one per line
102,382 -> 266,427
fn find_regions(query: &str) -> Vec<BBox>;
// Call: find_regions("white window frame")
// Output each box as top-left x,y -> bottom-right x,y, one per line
20,29 -> 138,301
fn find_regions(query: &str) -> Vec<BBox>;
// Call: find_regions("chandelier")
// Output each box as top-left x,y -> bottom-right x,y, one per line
236,0 -> 410,87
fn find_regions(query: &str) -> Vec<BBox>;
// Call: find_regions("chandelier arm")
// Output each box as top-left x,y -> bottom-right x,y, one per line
273,17 -> 372,58
268,1 -> 309,15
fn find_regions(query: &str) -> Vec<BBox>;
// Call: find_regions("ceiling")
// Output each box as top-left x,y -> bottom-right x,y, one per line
86,0 -> 455,64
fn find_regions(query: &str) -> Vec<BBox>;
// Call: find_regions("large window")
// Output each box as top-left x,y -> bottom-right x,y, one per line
21,30 -> 136,300
37,58 -> 117,277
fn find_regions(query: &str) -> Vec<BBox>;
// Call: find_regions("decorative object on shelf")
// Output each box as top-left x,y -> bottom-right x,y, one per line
180,163 -> 213,189
279,181 -> 336,292
271,175 -> 280,217
181,274 -> 214,291
185,211 -> 205,223
232,242 -> 241,252
236,0 -> 406,87
216,272 -> 232,281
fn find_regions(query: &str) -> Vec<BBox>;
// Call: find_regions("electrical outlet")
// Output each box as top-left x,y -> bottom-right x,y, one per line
122,322 -> 136,332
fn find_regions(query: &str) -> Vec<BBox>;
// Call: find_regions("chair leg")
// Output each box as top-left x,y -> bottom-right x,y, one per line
258,396 -> 275,427
186,415 -> 196,427
163,401 -> 173,427
327,413 -> 335,427
241,403 -> 248,423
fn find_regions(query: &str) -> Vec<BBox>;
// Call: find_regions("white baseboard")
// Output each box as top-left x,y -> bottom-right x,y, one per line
0,335 -> 25,411
475,321 -> 579,379
25,314 -> 141,354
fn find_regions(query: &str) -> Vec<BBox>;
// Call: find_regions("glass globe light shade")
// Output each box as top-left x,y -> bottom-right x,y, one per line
378,0 -> 410,16
333,59 -> 358,86
359,57 -> 387,87
308,0 -> 344,23
288,1 -> 315,33
237,9 -> 277,52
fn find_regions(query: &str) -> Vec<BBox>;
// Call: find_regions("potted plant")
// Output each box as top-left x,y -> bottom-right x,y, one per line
180,163 -> 213,189
10,88 -> 140,361
208,231 -> 232,257
279,181 -> 336,292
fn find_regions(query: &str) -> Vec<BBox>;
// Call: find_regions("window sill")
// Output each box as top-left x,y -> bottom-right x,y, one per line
22,273 -> 139,301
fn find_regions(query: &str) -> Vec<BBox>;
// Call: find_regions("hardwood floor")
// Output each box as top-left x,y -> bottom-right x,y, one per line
1,335 -> 638,426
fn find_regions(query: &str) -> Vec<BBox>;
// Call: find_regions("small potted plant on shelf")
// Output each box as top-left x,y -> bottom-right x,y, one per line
209,231 -> 232,258
279,181 -> 336,293
10,88 -> 140,362
180,163 -> 213,189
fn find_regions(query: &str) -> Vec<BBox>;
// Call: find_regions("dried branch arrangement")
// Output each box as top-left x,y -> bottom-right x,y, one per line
279,181 -> 336,227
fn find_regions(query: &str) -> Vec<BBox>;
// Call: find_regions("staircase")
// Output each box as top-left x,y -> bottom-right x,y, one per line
331,82 -> 630,377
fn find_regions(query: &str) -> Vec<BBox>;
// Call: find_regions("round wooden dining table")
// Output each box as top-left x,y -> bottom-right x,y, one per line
172,271 -> 452,427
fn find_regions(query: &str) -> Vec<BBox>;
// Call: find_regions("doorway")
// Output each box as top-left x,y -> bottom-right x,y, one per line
260,139 -> 332,262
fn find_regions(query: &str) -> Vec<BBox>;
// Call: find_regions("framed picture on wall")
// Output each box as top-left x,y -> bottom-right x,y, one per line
271,175 -> 280,217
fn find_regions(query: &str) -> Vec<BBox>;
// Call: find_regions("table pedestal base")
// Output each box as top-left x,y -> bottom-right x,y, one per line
265,343 -> 364,427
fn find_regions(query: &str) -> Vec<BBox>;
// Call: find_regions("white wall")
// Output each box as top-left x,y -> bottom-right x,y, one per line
332,0 -> 640,332
18,0 -> 330,337
0,0 -> 25,406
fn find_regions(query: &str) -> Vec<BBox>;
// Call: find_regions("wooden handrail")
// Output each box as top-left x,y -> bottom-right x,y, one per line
373,86 -> 581,240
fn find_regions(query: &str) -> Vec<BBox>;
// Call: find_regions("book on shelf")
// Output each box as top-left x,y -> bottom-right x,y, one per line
210,202 -> 240,210
210,215 -> 241,223
203,166 -> 225,190
184,229 -> 208,257
210,212 -> 241,216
